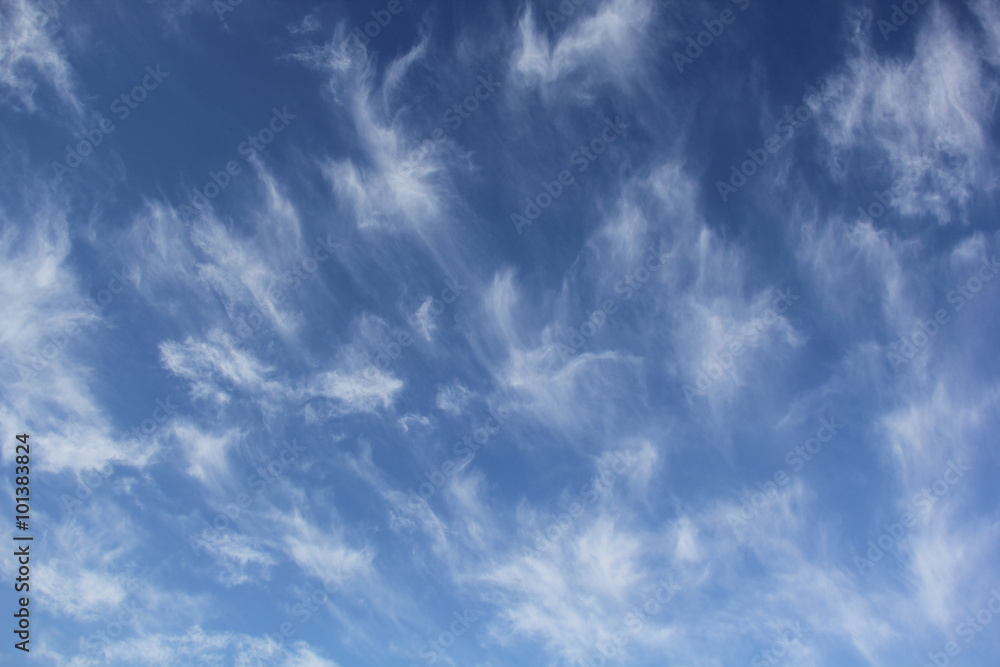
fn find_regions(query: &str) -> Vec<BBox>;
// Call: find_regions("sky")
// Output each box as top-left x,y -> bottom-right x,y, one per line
1,0 -> 1000,665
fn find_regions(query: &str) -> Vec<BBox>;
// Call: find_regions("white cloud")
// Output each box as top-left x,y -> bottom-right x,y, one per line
306,367 -> 403,415
160,328 -> 282,405
170,420 -> 242,486
435,381 -> 474,414
0,0 -> 80,112
815,3 -> 998,223
0,199 -> 156,475
199,531 -> 277,587
282,512 -> 375,591
509,0 -> 656,94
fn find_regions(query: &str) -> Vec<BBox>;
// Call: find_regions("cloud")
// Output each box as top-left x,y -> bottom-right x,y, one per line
305,367 -> 403,416
508,0 -> 656,94
3,2 -> 1000,665
435,381 -> 474,414
291,33 -> 453,235
0,0 -> 80,112
160,329 -> 282,405
281,512 -> 375,591
815,3 -> 998,224
169,420 -> 242,486
197,531 -> 277,588
0,195 -> 155,475
480,510 -> 650,664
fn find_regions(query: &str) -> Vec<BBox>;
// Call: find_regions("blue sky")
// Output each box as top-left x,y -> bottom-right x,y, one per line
2,0 -> 1000,665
